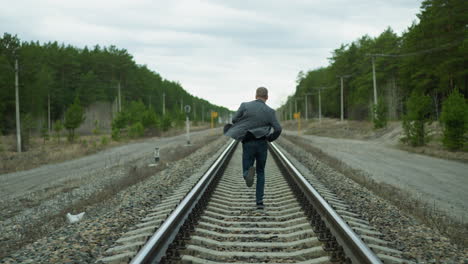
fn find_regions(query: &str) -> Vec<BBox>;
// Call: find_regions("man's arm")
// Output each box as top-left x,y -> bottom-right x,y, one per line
267,110 -> 282,142
231,103 -> 245,124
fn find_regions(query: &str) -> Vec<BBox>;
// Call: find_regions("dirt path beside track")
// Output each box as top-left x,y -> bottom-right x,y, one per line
284,130 -> 468,220
0,129 -> 218,201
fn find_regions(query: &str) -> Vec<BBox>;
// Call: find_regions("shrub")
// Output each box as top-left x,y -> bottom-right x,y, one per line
128,122 -> 144,138
173,112 -> 185,128
53,120 -> 64,143
41,123 -> 50,144
111,110 -> 130,140
373,97 -> 387,129
101,136 -> 110,146
111,127 -> 121,141
0,130 -> 3,153
402,90 -> 432,146
161,115 -> 172,132
92,120 -> 100,135
142,110 -> 159,129
112,111 -> 128,130
21,113 -> 35,151
126,101 -> 146,124
112,101 -> 162,137
64,97 -> 85,142
440,89 -> 468,151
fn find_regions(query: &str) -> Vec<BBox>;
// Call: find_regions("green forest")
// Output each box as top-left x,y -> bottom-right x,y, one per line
281,0 -> 467,122
0,34 -> 229,135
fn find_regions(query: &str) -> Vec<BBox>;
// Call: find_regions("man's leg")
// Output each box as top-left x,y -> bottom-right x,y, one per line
242,141 -> 255,179
255,141 -> 268,205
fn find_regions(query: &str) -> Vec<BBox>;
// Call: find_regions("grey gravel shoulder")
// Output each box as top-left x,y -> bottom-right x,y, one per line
282,130 -> 468,221
0,136 -> 229,264
276,137 -> 467,264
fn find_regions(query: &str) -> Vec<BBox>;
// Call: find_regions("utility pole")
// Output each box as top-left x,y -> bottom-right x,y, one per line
48,93 -> 51,133
14,51 -> 21,153
184,105 -> 191,145
294,99 -> 297,114
304,95 -> 307,121
117,81 -> 121,112
210,110 -> 214,129
337,74 -> 352,122
193,103 -> 196,120
318,89 -> 322,123
162,92 -> 166,116
202,105 -> 204,123
371,56 -> 378,106
365,41 -> 461,119
340,77 -> 344,121
364,42 -> 460,107
309,86 -> 330,123
304,93 -> 312,121
289,101 -> 292,120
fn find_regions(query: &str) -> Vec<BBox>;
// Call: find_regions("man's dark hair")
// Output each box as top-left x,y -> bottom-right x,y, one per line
256,87 -> 268,98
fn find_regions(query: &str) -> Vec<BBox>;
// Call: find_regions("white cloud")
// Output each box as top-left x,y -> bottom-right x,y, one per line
0,0 -> 422,110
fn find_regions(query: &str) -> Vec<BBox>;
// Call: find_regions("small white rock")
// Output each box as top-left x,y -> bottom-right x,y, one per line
67,212 -> 85,223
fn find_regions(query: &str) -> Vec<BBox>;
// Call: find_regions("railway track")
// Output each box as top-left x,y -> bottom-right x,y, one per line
98,140 -> 408,264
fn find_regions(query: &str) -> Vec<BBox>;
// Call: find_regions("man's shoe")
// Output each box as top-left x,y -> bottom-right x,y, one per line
245,166 -> 255,187
256,202 -> 264,209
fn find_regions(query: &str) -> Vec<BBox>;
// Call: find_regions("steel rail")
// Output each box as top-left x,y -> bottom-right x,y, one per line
130,139 -> 238,264
269,142 -> 382,264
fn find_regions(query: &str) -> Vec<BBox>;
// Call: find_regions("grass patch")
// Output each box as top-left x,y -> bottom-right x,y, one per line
283,134 -> 467,248
0,134 -> 121,174
0,124 -> 214,175
289,118 -> 468,163
398,142 -> 468,163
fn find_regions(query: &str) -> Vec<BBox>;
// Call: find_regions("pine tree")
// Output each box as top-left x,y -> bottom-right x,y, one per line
440,89 -> 467,150
64,97 -> 85,142
402,91 -> 432,146
53,120 -> 63,143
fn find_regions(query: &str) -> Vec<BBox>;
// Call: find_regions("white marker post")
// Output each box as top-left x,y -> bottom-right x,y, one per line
149,147 -> 160,167
184,105 -> 191,145
154,147 -> 160,163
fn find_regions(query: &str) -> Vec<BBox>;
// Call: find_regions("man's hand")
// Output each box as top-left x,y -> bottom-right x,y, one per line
223,123 -> 233,135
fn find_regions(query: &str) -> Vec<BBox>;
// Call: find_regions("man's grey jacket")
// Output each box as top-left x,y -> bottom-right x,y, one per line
225,99 -> 282,142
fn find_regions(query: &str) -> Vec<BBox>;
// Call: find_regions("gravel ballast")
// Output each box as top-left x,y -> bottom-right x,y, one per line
1,134 -> 229,263
276,137 -> 467,263
2,133 -> 466,263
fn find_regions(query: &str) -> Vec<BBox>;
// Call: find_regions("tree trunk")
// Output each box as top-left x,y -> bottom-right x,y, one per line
433,92 -> 439,121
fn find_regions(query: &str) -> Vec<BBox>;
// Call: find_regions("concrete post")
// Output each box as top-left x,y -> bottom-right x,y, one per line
15,56 -> 21,153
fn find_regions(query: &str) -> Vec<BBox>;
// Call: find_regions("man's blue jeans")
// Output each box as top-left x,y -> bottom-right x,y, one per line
242,139 -> 268,204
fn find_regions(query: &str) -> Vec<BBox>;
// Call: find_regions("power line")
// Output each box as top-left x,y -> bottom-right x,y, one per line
366,39 -> 463,58
365,40 -> 462,116
285,40 -> 463,119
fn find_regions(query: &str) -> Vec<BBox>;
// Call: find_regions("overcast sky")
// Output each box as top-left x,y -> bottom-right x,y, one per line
1,0 -> 422,110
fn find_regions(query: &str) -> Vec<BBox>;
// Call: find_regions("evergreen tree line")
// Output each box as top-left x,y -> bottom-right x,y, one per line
0,33 -> 229,136
280,0 -> 467,150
